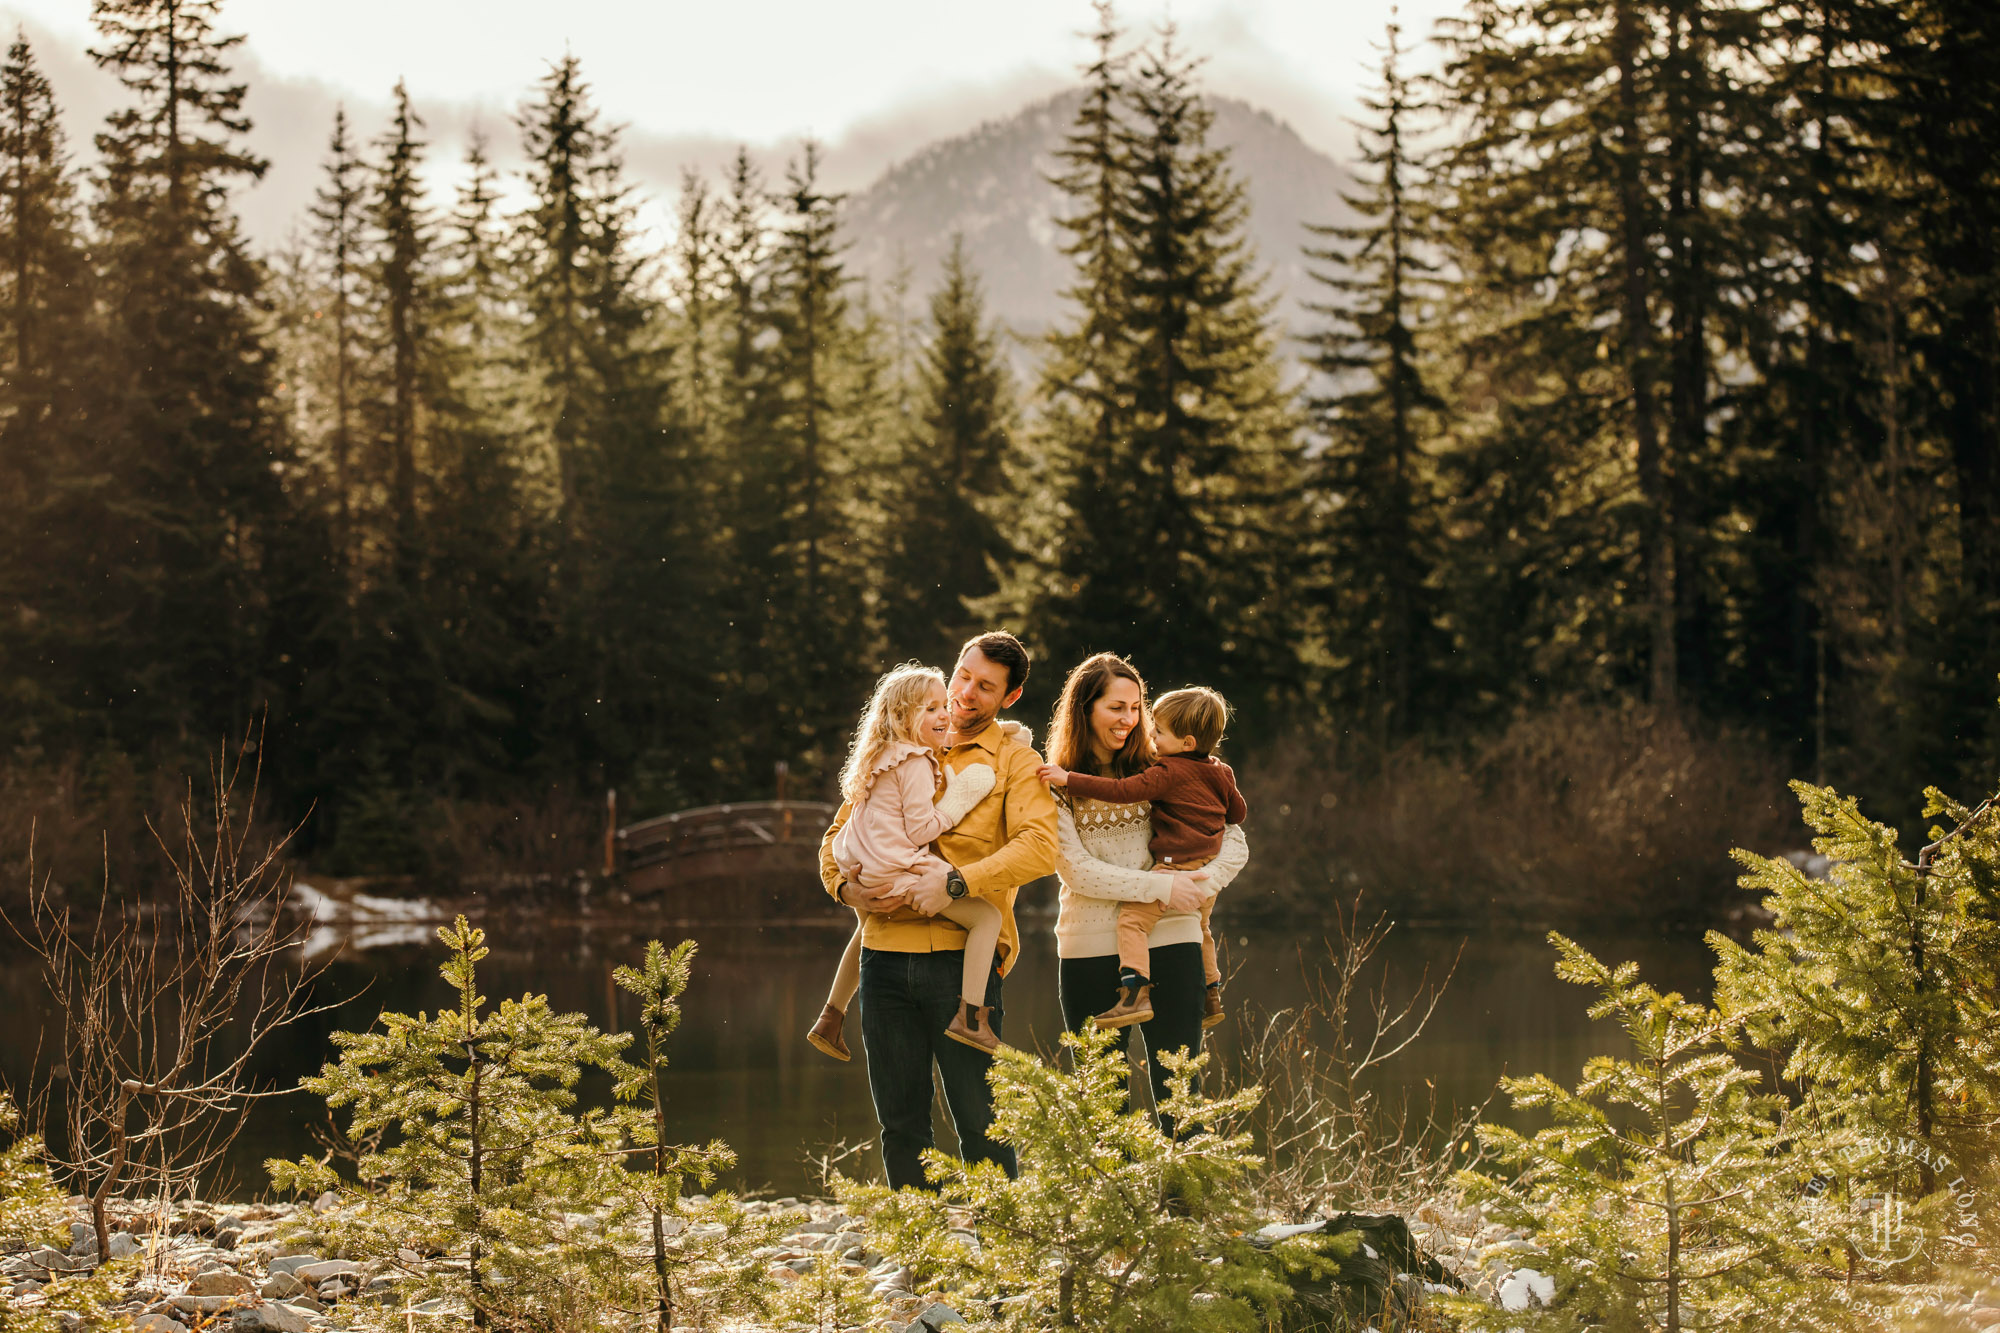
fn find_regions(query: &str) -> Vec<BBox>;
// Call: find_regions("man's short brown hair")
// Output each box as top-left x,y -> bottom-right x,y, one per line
959,630 -> 1030,694
1152,686 -> 1231,753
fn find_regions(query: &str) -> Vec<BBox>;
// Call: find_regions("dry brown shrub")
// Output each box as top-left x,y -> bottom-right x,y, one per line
1237,701 -> 1799,928
0,754 -> 207,907
423,786 -> 606,890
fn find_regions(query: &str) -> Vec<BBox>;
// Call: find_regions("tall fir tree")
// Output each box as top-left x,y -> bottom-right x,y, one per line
89,0 -> 291,751
0,32 -> 101,752
1302,22 -> 1448,747
309,105 -> 366,575
756,141 -> 878,784
368,81 -> 431,557
1021,19 -> 1307,726
881,235 -> 1020,668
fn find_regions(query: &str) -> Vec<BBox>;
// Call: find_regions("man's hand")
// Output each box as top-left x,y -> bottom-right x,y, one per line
1165,870 -> 1211,913
1036,762 -> 1070,787
843,880 -> 906,915
903,862 -> 953,916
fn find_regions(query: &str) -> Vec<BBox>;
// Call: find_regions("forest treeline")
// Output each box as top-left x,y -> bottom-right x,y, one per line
1,0 -> 1994,882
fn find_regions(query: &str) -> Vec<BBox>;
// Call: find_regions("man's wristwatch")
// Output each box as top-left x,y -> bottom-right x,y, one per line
945,868 -> 969,900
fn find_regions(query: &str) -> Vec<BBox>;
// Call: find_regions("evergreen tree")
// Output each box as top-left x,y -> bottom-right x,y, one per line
1022,23 -> 1307,725
1444,935 -> 1842,1333
271,917 -> 634,1329
0,32 -> 101,752
749,142 -> 879,784
851,1026 -> 1335,1332
88,0 -> 289,750
880,235 -> 1020,667
368,80 -> 431,555
611,940 -> 756,1333
1302,22 -> 1448,746
309,104 -> 366,574
1710,775 -> 2000,1181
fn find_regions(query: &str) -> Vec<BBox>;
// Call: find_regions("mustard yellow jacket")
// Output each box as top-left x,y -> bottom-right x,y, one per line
818,718 -> 1057,975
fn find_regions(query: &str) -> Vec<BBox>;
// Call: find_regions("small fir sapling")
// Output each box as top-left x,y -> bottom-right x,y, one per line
611,938 -> 788,1332
268,917 -> 633,1330
0,1092 -> 132,1333
847,1024 -> 1348,1332
1441,934 -> 1842,1333
1710,778 -> 2000,1197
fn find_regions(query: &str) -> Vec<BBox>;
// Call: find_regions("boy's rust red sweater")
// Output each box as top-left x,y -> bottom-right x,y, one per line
1060,752 -> 1248,866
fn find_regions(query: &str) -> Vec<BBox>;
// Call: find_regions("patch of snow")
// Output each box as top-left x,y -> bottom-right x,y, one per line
349,893 -> 438,921
1363,1243 -> 1378,1258
350,924 -> 439,952
1255,1221 -> 1325,1241
1499,1267 -> 1555,1312
290,882 -> 341,923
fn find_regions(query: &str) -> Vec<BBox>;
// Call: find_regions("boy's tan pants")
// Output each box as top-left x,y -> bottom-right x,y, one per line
1116,855 -> 1220,987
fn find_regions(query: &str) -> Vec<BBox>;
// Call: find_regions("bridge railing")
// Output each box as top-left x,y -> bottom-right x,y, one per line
616,799 -> 836,871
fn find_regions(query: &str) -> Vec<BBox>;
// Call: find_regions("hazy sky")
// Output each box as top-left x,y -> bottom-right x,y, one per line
0,0 -> 1464,245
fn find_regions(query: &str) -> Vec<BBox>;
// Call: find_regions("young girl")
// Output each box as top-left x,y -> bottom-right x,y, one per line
807,664 -> 1007,1060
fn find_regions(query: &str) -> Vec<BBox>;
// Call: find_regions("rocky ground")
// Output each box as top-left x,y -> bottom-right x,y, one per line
0,1195 -> 1016,1332
21,1190 -> 1987,1332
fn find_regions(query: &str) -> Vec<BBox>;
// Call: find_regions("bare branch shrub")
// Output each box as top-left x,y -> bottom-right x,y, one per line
1240,700 -> 1798,928
5,730 -> 335,1254
424,786 -> 602,890
1230,897 -> 1492,1222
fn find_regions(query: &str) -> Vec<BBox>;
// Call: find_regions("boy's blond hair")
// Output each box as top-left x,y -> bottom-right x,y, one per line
1152,686 -> 1231,753
838,663 -> 944,802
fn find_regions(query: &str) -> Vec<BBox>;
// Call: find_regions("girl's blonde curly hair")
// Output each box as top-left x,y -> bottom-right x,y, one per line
838,663 -> 944,803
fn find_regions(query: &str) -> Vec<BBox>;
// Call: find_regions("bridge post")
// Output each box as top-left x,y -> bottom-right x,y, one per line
603,788 -> 617,877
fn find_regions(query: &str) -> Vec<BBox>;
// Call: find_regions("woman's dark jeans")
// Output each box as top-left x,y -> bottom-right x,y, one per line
1059,940 -> 1206,1133
858,947 -> 1018,1191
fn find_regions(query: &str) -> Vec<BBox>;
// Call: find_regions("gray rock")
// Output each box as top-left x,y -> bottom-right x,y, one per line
318,1280 -> 350,1301
261,1272 -> 308,1300
189,1270 -> 257,1297
11,1279 -> 43,1296
266,1255 -> 323,1277
214,1228 -> 242,1251
231,1304 -> 313,1333
294,1260 -> 361,1284
56,1313 -> 83,1333
312,1192 -> 338,1214
132,1317 -> 187,1333
919,1303 -> 966,1330
166,1295 -> 239,1315
27,1245 -> 89,1273
108,1232 -> 145,1259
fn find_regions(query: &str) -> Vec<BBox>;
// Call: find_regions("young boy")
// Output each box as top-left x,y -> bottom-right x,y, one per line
1038,686 -> 1246,1031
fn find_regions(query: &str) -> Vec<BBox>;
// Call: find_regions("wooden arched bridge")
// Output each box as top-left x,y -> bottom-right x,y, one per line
614,797 -> 839,911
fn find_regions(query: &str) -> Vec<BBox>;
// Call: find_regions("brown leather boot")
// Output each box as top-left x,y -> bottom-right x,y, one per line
806,1002 -> 851,1062
1092,982 -> 1154,1030
945,1001 -> 1002,1056
1201,984 -> 1226,1030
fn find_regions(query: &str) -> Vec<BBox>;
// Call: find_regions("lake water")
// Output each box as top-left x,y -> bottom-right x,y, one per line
0,898 -> 1720,1200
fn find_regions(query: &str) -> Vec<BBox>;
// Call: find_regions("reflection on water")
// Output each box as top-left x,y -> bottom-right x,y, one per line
0,906 -> 1718,1199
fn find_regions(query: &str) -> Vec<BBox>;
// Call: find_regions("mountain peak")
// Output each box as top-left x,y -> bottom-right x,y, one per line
844,88 -> 1352,339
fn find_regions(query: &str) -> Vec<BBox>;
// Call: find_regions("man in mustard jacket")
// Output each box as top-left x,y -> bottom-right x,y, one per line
818,630 -> 1057,1190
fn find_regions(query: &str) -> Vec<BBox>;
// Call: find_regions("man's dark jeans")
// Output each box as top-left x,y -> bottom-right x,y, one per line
859,947 -> 1019,1191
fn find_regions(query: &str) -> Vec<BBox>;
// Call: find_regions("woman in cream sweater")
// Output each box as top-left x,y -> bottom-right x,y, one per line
1044,653 -> 1250,1124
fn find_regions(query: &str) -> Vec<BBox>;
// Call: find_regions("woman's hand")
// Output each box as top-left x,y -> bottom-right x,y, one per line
1165,870 -> 1211,913
934,763 -> 997,826
1036,763 -> 1070,787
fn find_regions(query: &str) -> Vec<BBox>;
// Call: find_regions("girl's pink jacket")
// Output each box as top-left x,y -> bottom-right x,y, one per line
831,741 -> 949,900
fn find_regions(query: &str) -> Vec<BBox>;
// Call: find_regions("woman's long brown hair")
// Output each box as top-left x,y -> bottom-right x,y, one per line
1045,652 -> 1157,779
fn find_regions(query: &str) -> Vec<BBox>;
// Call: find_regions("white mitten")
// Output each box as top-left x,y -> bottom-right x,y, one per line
933,762 -> 997,827
999,719 -> 1035,748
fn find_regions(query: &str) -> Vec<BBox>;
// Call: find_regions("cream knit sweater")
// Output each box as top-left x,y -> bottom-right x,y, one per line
1052,793 -> 1250,959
